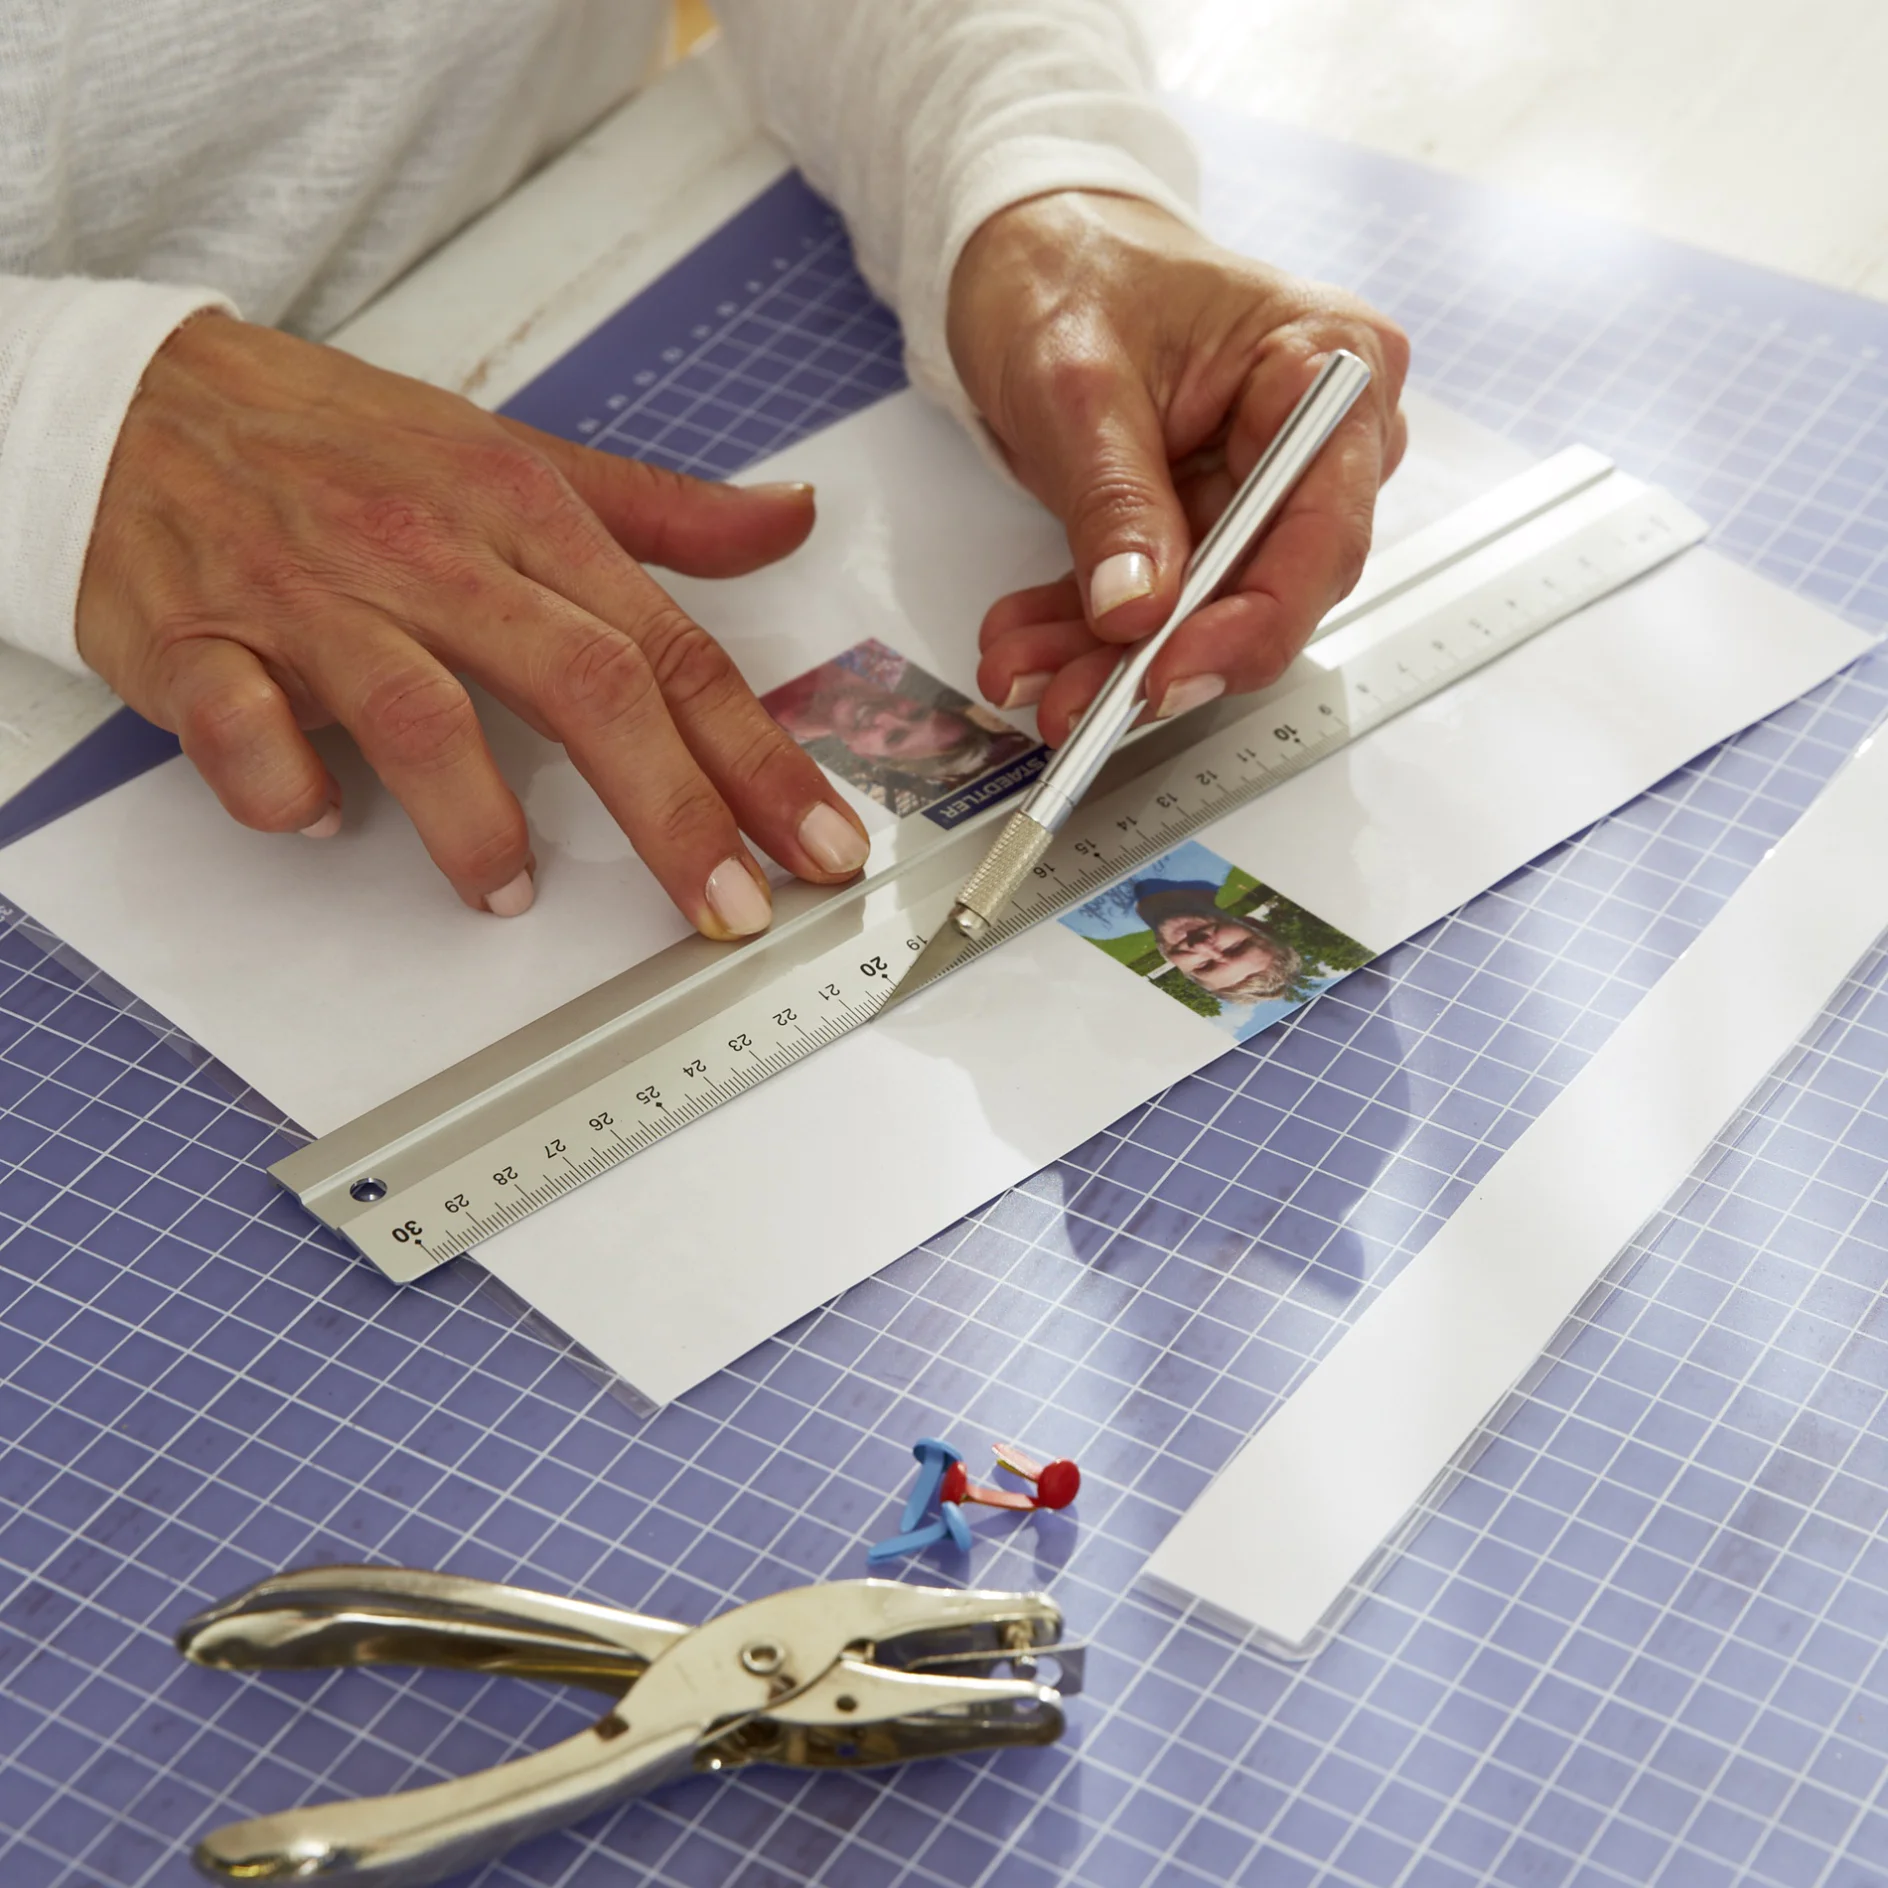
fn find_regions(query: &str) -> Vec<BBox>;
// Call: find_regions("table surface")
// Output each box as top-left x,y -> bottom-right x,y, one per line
1152,0 -> 1888,305
7,45 -> 1888,1888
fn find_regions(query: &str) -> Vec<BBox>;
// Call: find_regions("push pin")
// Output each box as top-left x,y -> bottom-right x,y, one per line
941,1440 -> 1082,1513
868,1437 -> 971,1563
899,1437 -> 960,1532
993,1440 -> 1081,1510
940,1458 -> 1031,1512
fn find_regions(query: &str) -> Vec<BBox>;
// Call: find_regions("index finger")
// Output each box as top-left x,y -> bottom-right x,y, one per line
1134,372 -> 1394,718
501,501 -> 870,889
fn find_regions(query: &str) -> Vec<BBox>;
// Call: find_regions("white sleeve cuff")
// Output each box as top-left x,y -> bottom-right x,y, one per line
0,277 -> 236,675
712,0 -> 1201,459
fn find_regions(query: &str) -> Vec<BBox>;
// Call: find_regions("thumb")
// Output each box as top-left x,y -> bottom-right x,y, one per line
495,416 -> 817,576
1008,357 -> 1190,645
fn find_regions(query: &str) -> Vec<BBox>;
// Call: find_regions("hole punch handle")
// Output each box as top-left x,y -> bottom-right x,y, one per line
194,1716 -> 702,1888
177,1564 -> 689,1689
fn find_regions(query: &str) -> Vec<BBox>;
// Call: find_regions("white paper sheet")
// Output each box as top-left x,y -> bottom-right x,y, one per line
1142,725 -> 1888,1654
0,391 -> 1868,1404
0,387 -> 1512,1138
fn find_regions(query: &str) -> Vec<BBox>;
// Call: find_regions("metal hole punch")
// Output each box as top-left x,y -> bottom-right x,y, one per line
175,1565 -> 1085,1888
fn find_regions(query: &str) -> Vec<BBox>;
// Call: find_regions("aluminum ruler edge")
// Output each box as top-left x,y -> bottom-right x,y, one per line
273,456 -> 1706,1279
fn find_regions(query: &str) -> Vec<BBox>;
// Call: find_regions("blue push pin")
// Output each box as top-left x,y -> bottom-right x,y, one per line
900,1437 -> 960,1531
866,1517 -> 950,1562
938,1498 -> 972,1553
867,1437 -> 967,1563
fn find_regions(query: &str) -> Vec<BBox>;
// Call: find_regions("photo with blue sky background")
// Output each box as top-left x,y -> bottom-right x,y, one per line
1062,838 -> 1373,1043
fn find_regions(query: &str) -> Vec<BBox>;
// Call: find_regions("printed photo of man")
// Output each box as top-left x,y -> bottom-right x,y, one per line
1136,886 -> 1303,1003
1061,838 -> 1374,1042
762,637 -> 1039,817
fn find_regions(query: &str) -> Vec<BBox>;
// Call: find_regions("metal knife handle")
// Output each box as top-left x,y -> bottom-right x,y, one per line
1022,348 -> 1372,832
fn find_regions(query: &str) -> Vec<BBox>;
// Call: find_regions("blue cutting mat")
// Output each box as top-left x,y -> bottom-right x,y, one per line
5,104 -> 1888,1888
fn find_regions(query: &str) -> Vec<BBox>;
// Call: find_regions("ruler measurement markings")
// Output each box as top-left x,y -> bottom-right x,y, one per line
329,483 -> 1702,1275
367,944 -> 935,1262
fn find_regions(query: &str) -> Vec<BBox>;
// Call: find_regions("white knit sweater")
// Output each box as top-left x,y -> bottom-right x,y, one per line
0,0 -> 1197,677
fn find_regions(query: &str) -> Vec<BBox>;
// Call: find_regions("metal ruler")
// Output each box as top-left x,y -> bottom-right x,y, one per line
272,448 -> 1706,1281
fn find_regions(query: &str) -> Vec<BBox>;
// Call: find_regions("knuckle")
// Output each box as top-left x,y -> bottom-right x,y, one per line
229,770 -> 321,833
172,668 -> 324,832
721,720 -> 799,797
453,817 -> 528,885
547,627 -> 658,728
359,667 -> 477,771
341,494 -> 482,596
468,439 -> 572,524
648,772 -> 728,857
1036,335 -> 1124,423
1069,468 -> 1162,547
1332,524 -> 1372,598
348,491 -> 450,565
1363,314 -> 1412,390
642,611 -> 738,713
177,672 -> 278,763
243,552 -> 329,616
612,454 -> 685,506
1316,500 -> 1376,603
1297,291 -> 1410,389
1382,405 -> 1412,479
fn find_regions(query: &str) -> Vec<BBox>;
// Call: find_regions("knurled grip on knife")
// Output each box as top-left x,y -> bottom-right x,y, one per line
950,811 -> 1055,937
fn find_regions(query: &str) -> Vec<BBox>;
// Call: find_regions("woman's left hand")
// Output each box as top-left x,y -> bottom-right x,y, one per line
947,190 -> 1410,745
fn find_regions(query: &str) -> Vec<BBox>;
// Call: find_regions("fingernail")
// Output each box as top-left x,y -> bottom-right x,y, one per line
1090,550 -> 1156,619
299,805 -> 341,840
1000,671 -> 1053,710
1155,674 -> 1227,721
747,480 -> 815,500
798,803 -> 869,875
484,869 -> 536,918
705,856 -> 772,936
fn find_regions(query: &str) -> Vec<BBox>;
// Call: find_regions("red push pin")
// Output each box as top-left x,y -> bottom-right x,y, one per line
939,1459 -> 1033,1512
939,1440 -> 1083,1513
992,1439 -> 1081,1510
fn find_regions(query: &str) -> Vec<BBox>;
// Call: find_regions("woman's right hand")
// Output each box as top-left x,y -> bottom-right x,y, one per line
77,313 -> 871,935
